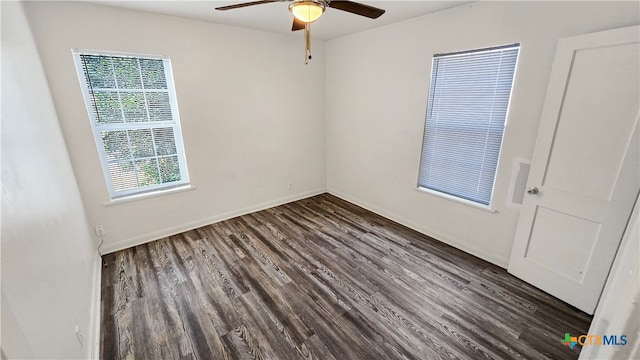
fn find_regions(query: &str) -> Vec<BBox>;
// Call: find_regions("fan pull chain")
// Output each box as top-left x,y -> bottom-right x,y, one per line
305,22 -> 311,64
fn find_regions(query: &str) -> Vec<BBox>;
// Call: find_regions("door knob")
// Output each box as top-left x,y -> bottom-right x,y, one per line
526,187 -> 539,195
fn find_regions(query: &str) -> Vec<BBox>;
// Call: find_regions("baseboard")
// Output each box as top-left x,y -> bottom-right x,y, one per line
327,188 -> 509,268
100,186 -> 509,268
88,253 -> 102,359
101,188 -> 326,254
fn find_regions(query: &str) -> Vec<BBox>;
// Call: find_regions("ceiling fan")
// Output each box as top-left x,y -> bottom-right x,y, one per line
215,0 -> 386,64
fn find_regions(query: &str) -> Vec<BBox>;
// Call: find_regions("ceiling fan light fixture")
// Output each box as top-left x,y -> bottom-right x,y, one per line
289,1 -> 325,23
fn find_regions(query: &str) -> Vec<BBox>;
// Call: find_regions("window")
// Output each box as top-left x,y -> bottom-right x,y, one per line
418,44 -> 520,206
73,50 -> 189,199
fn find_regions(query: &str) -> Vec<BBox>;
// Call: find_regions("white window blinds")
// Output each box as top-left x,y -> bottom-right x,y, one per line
418,44 -> 519,206
73,51 -> 189,199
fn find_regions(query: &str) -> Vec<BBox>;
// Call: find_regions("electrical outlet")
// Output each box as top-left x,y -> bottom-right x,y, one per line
288,183 -> 293,191
75,324 -> 84,348
94,224 -> 106,236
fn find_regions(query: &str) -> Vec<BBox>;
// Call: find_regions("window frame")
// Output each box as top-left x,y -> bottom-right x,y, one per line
72,49 -> 190,200
417,44 -> 520,210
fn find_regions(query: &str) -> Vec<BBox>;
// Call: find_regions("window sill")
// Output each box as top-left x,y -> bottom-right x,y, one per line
104,184 -> 196,206
416,186 -> 497,213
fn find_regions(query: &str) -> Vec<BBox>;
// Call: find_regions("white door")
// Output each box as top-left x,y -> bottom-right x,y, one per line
508,25 -> 640,315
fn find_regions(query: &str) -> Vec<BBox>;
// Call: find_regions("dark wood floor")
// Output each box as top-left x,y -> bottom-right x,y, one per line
100,193 -> 592,359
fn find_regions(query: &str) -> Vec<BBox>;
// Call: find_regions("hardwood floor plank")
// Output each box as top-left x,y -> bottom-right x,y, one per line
100,285 -> 117,360
301,334 -> 338,360
131,299 -> 166,360
143,297 -> 186,360
113,307 -> 135,360
101,193 -> 592,359
285,293 -> 375,359
231,291 -> 301,360
136,250 -> 193,358
181,254 -> 242,337
174,279 -> 230,360
234,257 -> 314,347
194,236 -> 250,300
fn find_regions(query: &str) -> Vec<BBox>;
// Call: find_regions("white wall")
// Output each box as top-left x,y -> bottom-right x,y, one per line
24,1 -> 326,253
325,1 -> 640,267
1,2 -> 100,358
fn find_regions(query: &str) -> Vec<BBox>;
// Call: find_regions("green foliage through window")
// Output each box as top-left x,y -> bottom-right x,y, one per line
76,51 -> 188,198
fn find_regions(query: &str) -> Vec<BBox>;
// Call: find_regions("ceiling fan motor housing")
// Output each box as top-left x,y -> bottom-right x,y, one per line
289,0 -> 326,23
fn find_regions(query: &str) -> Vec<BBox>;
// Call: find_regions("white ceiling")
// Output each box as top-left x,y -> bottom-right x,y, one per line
92,1 -> 472,40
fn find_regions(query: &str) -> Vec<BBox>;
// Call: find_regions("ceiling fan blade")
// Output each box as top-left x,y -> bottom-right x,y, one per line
215,0 -> 282,11
292,18 -> 305,31
328,1 -> 385,19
